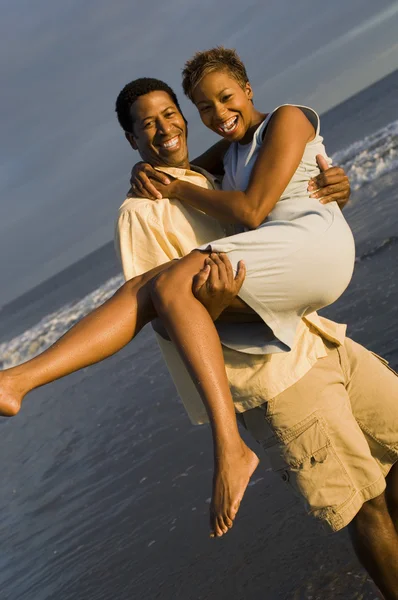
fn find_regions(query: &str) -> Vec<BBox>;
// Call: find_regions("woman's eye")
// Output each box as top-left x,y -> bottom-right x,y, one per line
222,94 -> 232,102
199,106 -> 210,113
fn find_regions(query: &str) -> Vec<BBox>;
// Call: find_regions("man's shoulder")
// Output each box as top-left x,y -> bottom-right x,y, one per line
117,194 -> 164,217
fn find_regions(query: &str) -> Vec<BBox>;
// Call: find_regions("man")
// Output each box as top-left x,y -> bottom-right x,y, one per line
114,77 -> 398,599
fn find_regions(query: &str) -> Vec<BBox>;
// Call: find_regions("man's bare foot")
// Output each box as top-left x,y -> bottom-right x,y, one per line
0,371 -> 24,417
210,442 -> 259,538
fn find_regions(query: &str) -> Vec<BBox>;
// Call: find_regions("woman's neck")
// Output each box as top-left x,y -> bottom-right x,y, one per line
239,107 -> 268,145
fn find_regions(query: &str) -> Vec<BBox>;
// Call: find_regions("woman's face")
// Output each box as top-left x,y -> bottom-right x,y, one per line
192,70 -> 255,143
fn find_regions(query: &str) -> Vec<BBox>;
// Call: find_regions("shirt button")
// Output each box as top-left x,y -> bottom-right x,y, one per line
281,470 -> 289,482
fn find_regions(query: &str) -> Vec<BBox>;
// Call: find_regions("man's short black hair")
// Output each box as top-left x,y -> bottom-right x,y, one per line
115,77 -> 183,133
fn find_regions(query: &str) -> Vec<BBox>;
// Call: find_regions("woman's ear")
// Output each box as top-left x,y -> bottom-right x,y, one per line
245,82 -> 254,101
125,131 -> 138,150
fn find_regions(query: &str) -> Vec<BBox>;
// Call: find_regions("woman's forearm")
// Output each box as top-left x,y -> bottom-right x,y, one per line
173,180 -> 273,228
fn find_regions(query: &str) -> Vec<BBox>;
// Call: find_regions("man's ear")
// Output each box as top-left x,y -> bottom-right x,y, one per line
245,82 -> 254,101
125,131 -> 138,150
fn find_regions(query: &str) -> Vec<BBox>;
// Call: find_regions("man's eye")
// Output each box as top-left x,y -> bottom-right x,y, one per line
166,111 -> 175,118
144,121 -> 153,129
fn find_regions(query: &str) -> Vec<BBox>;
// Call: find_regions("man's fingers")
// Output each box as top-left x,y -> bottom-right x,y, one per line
320,194 -> 349,208
309,169 -> 348,190
218,252 -> 234,282
315,154 -> 330,172
310,181 -> 349,199
192,265 -> 210,296
234,260 -> 246,291
205,257 -> 221,290
209,252 -> 227,282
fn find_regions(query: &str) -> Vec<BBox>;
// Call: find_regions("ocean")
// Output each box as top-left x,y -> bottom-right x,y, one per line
0,69 -> 397,599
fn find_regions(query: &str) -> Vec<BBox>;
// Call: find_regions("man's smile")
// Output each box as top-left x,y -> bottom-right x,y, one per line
158,135 -> 181,150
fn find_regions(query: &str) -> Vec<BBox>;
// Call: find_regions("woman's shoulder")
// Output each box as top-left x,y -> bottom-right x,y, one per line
267,105 -> 320,135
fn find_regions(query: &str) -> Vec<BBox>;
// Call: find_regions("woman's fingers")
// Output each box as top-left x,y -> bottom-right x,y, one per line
136,172 -> 162,199
130,163 -> 171,199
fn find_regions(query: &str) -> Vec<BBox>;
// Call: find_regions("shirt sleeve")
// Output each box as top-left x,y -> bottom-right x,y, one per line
114,202 -> 180,281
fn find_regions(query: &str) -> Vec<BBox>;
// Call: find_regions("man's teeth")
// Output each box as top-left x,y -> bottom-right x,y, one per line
162,136 -> 179,149
220,117 -> 238,132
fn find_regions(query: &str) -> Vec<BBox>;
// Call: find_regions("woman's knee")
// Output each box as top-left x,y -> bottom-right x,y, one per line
150,269 -> 184,310
150,252 -> 206,307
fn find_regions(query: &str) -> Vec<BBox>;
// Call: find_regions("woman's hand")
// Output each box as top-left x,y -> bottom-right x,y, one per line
308,155 -> 351,209
129,162 -> 171,199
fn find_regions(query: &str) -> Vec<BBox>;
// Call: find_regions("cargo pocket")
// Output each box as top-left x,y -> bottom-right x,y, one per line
265,413 -> 355,515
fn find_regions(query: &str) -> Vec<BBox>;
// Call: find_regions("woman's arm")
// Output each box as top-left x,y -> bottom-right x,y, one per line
167,106 -> 315,228
191,139 -> 231,176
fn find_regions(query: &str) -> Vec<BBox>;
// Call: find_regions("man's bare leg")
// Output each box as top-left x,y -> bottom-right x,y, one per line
386,462 -> 398,529
0,252 -> 258,537
349,492 -> 398,599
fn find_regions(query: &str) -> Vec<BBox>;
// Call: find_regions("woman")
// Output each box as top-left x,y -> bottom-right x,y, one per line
0,49 -> 354,540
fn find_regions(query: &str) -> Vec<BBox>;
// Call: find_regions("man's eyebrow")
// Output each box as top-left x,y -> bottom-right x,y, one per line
162,104 -> 177,113
140,105 -> 176,124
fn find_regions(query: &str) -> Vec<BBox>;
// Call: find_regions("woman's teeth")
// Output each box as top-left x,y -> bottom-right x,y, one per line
219,117 -> 238,133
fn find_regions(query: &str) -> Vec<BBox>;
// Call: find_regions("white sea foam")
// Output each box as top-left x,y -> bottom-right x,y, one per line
0,274 -> 123,369
1,119 -> 397,369
333,119 -> 398,191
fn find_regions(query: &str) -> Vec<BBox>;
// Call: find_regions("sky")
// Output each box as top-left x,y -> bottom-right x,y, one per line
1,0 -> 398,307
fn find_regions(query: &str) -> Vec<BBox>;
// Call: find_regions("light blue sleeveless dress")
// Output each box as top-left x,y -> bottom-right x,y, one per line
199,105 -> 355,355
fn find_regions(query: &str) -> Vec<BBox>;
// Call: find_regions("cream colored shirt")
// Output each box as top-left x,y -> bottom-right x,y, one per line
115,166 -> 346,424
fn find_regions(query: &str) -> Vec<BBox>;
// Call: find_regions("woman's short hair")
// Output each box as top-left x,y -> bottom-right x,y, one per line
182,47 -> 249,101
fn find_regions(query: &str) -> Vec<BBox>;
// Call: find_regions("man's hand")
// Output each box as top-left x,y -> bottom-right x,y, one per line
308,155 -> 351,209
129,162 -> 171,199
192,253 -> 246,321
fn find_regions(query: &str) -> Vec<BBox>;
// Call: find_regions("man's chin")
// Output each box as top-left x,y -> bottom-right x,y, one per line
160,150 -> 189,169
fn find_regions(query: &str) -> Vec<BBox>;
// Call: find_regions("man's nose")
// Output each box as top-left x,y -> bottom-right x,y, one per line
157,118 -> 172,134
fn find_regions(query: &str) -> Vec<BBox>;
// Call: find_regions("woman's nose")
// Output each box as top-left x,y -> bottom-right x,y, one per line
214,104 -> 227,121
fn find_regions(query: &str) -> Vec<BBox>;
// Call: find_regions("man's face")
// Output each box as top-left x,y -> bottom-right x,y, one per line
128,91 -> 189,169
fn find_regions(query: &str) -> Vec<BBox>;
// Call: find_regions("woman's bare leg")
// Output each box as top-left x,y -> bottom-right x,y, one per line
0,261 -> 175,416
0,251 -> 258,538
150,253 -> 259,538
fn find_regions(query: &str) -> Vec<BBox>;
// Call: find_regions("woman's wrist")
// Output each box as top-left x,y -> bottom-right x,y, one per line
171,179 -> 183,200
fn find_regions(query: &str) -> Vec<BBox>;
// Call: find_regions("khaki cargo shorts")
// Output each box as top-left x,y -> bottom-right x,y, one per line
240,338 -> 398,532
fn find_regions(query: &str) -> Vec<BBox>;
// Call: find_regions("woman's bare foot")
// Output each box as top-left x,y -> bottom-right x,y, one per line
0,371 -> 25,417
210,442 -> 259,538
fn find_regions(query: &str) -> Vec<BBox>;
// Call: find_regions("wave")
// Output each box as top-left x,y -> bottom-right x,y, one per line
1,119 -> 397,369
0,274 -> 124,369
355,236 -> 398,263
332,119 -> 398,191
